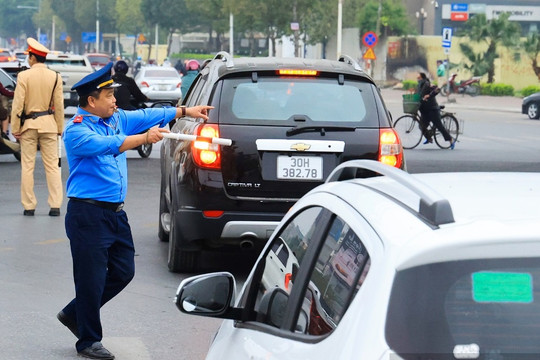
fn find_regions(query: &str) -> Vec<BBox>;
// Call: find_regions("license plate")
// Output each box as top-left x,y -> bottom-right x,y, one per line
277,156 -> 322,181
159,85 -> 169,91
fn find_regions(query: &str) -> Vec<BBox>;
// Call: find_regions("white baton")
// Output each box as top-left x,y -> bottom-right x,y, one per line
162,132 -> 233,146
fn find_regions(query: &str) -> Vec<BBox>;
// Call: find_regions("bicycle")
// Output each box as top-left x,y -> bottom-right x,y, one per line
394,105 -> 459,150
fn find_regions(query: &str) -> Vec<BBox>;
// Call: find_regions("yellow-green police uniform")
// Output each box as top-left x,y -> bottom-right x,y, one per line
11,38 -> 64,213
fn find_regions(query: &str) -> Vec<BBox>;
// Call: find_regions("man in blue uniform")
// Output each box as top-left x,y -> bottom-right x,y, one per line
57,62 -> 211,359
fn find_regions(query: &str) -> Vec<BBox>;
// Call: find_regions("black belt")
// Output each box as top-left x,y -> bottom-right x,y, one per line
26,110 -> 54,119
70,197 -> 124,212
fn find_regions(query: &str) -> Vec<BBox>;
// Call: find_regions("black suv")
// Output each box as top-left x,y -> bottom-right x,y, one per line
159,52 -> 404,272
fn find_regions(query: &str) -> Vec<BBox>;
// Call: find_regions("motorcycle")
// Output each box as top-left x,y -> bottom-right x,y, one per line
0,132 -> 21,161
121,100 -> 177,158
440,73 -> 481,97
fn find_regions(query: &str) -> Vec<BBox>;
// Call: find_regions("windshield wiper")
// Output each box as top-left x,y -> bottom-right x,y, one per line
286,125 -> 357,136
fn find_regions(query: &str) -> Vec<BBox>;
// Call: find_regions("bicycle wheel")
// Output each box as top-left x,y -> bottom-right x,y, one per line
434,113 -> 459,149
394,114 -> 422,149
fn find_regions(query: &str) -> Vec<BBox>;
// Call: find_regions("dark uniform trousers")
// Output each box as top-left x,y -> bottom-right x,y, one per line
62,200 -> 135,352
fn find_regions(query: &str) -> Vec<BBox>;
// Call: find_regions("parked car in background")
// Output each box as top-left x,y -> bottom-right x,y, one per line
0,49 -> 13,62
522,91 -> 540,119
13,50 -> 26,62
159,51 -> 403,272
175,160 -> 540,360
85,52 -> 111,70
0,61 -> 27,82
45,53 -> 94,107
135,66 -> 182,102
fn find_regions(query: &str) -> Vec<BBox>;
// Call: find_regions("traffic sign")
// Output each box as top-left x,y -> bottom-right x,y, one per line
362,31 -> 378,48
442,27 -> 452,48
363,47 -> 376,60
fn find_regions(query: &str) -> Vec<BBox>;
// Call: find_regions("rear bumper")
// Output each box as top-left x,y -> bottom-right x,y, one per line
173,208 -> 283,250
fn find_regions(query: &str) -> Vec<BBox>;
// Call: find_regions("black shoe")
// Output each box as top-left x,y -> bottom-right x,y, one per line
49,208 -> 61,216
57,310 -> 79,338
78,342 -> 115,359
23,209 -> 35,216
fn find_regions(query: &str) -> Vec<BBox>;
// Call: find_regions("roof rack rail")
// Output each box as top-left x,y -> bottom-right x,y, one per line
326,160 -> 455,226
338,55 -> 362,71
213,51 -> 234,68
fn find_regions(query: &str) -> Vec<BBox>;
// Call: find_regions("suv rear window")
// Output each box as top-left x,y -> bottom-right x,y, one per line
386,257 -> 540,358
219,77 -> 380,127
46,59 -> 87,66
143,69 -> 179,78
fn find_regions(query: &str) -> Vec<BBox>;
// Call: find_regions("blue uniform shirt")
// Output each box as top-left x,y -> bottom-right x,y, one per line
63,107 -> 178,202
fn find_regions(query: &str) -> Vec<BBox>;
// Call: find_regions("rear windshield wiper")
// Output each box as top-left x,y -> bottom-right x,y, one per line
286,125 -> 357,136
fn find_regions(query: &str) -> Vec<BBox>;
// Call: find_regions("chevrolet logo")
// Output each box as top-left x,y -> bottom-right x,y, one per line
290,143 -> 311,151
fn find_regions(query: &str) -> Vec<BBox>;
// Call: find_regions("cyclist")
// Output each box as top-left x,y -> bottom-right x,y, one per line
416,72 -> 456,149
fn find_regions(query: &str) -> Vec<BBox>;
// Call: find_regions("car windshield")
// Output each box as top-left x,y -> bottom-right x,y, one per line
386,257 -> 540,358
143,69 -> 179,78
220,76 -> 379,126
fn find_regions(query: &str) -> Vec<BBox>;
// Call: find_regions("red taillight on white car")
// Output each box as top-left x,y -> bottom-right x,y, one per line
140,81 -> 150,87
192,124 -> 222,169
379,128 -> 403,168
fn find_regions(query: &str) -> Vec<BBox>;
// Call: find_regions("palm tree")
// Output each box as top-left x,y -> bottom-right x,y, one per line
522,32 -> 540,82
459,13 -> 521,83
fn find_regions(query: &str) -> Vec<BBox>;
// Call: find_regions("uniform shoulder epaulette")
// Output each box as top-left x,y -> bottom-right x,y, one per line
73,115 -> 83,123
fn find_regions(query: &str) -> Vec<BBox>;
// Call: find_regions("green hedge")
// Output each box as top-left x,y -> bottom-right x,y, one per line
480,83 -> 514,96
402,80 -> 417,91
520,85 -> 540,97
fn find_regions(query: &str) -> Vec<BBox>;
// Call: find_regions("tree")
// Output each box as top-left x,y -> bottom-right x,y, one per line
303,0 -> 336,59
116,0 -> 146,60
458,13 -> 521,83
186,0 -> 228,53
522,32 -> 540,82
0,0 -> 39,40
357,0 -> 411,37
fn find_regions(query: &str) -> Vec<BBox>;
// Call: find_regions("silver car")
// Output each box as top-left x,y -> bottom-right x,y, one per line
134,66 -> 182,102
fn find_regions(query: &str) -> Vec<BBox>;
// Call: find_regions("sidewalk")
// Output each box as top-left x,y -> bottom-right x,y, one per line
380,88 -> 522,114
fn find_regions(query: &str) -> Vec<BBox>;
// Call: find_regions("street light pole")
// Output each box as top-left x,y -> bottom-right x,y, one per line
95,0 -> 100,52
415,8 -> 427,35
337,0 -> 342,57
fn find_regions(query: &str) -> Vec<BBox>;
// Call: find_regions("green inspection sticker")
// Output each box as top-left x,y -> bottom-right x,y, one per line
472,272 -> 533,303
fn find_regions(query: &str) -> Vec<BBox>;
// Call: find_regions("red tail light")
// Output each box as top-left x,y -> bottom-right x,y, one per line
140,81 -> 150,87
192,124 -> 221,169
203,210 -> 224,218
379,128 -> 403,168
176,82 -> 182,88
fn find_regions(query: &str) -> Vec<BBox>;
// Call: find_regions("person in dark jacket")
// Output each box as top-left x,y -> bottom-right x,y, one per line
112,60 -> 148,110
416,72 -> 456,149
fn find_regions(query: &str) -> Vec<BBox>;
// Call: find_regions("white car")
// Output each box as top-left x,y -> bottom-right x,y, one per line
175,160 -> 540,359
134,66 -> 182,102
45,53 -> 94,107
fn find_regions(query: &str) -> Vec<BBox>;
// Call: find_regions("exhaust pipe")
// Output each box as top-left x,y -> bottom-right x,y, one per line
239,232 -> 257,249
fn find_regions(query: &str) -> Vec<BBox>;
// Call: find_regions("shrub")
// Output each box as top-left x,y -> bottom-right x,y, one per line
402,80 -> 417,91
520,85 -> 540,97
480,83 -> 514,96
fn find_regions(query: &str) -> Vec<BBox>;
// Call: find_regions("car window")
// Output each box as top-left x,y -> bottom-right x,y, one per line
46,59 -> 87,66
250,206 -> 370,336
220,77 -> 379,127
87,55 -> 109,65
0,69 -> 15,88
295,216 -> 370,335
144,69 -> 179,78
258,207 -> 323,297
386,258 -> 540,358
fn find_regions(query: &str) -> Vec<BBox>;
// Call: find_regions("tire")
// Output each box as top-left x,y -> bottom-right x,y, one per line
435,114 -> 459,149
440,84 -> 449,96
167,195 -> 199,273
158,181 -> 169,242
527,103 -> 540,120
394,115 -> 422,149
468,83 -> 480,97
137,143 -> 152,158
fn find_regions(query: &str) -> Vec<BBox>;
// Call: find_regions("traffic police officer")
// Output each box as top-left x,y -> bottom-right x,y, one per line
11,37 -> 64,216
57,62 -> 212,359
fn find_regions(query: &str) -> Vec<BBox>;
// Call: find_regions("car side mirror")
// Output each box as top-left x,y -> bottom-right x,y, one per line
175,272 -> 238,319
257,287 -> 289,328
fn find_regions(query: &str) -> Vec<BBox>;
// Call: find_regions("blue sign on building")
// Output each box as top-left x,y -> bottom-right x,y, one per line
451,3 -> 468,12
39,34 -> 48,45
